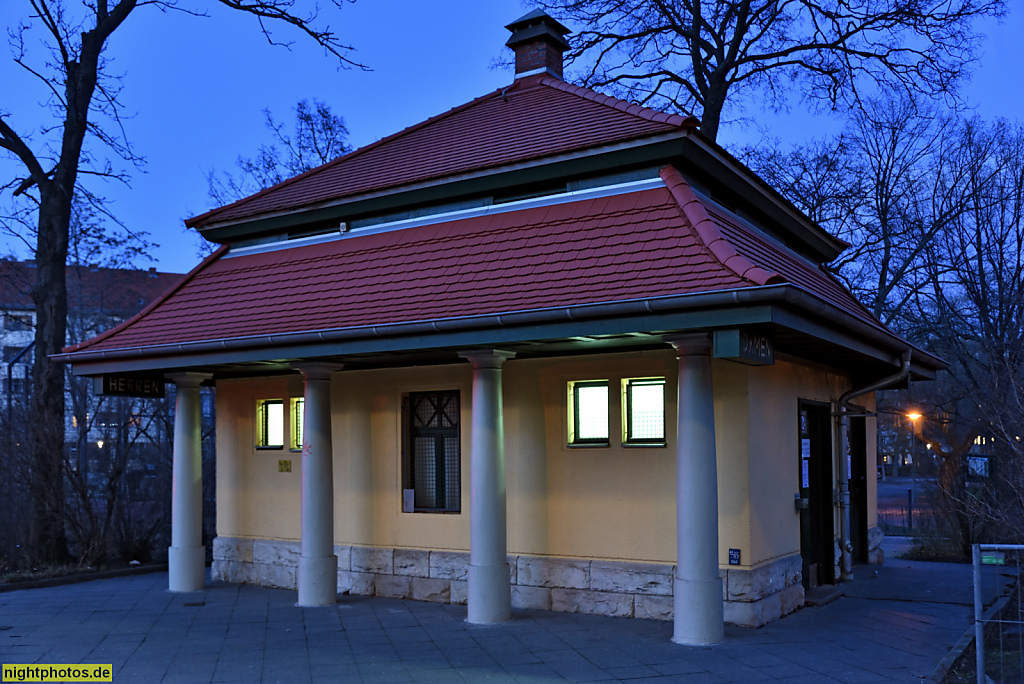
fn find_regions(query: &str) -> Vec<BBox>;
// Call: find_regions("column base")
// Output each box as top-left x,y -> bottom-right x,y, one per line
467,563 -> 511,624
298,555 -> 338,606
672,577 -> 724,646
168,545 -> 206,592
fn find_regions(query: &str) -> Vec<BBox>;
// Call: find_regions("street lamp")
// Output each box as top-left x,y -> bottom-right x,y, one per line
907,411 -> 922,527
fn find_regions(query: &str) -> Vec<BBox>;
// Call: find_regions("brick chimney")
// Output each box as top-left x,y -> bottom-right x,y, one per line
505,9 -> 570,80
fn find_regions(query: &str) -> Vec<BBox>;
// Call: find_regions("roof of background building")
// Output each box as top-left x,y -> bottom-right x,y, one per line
64,167 -> 881,356
0,260 -> 184,317
186,75 -> 689,230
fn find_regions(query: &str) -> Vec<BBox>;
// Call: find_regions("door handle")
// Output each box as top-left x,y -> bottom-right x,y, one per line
794,494 -> 809,511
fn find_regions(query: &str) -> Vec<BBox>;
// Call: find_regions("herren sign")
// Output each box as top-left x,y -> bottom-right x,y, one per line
94,374 -> 166,398
713,329 -> 775,366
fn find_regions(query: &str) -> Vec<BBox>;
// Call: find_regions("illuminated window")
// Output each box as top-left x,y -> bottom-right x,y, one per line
623,378 -> 666,444
291,398 -> 304,450
568,380 -> 609,446
257,399 -> 284,448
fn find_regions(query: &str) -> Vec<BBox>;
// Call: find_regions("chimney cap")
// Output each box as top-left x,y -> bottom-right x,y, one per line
505,9 -> 570,51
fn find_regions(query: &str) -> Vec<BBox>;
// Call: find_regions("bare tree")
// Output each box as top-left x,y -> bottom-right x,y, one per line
537,0 -> 1004,140
0,0 -> 362,564
208,98 -> 351,205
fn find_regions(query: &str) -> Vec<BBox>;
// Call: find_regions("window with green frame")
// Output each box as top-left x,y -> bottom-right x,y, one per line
568,380 -> 610,446
290,398 -> 304,450
257,399 -> 284,448
623,377 -> 666,444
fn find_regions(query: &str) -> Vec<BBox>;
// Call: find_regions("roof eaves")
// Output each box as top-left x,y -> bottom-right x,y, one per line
55,284 -> 943,375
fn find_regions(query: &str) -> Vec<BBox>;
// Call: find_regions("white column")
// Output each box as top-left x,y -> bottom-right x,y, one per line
669,335 -> 724,646
460,349 -> 516,624
167,372 -> 212,592
296,363 -> 341,606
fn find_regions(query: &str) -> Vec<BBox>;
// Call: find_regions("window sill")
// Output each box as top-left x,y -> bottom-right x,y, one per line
255,445 -> 283,451
567,442 -> 610,449
289,447 -> 302,453
622,442 -> 667,448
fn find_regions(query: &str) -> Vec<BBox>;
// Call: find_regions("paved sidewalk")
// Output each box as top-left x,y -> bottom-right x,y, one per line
0,564 -> 985,684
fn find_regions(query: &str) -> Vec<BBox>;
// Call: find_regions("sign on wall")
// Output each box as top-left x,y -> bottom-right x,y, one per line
713,329 -> 774,366
93,373 -> 166,398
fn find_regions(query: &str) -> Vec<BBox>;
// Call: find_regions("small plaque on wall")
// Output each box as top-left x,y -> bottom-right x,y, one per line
728,549 -> 741,565
278,460 -> 292,473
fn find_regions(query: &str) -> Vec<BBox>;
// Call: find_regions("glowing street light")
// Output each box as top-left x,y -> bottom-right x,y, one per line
906,411 -> 923,526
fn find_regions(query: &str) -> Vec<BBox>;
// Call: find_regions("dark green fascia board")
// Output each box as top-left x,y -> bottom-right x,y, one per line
65,305 -> 777,376
770,307 -> 937,380
195,136 -> 690,243
675,138 -> 845,263
197,132 -> 844,267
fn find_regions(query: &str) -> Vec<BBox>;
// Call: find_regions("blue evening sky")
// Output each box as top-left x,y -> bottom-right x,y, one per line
1,1 -> 1021,275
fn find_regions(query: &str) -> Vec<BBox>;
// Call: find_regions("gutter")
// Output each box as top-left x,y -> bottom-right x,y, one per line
55,285 -> 941,373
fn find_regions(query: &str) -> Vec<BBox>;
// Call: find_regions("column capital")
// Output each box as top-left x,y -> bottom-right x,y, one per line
166,372 -> 213,389
666,333 -> 713,357
294,362 -> 344,381
459,349 -> 516,369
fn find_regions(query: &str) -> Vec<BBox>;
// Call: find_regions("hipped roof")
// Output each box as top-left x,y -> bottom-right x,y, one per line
186,76 -> 688,230
61,167 -> 889,363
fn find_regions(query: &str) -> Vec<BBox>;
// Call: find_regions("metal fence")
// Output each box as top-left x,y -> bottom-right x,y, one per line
973,544 -> 1024,683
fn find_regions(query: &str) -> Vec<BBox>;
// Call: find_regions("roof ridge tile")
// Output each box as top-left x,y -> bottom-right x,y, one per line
537,77 -> 688,128
659,165 -> 785,287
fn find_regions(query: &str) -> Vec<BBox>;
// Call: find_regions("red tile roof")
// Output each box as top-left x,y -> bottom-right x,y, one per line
187,75 -> 688,229
64,166 -> 883,355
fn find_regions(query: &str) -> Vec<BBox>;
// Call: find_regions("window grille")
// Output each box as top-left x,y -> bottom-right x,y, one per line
403,391 -> 460,513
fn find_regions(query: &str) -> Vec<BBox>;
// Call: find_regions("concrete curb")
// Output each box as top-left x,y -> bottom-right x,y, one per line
930,593 -> 1011,682
0,563 -> 169,593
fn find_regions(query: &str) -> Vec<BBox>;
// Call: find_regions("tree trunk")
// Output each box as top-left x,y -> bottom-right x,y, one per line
29,187 -> 72,564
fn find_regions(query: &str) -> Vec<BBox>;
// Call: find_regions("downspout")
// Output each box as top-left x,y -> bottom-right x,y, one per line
834,350 -> 912,582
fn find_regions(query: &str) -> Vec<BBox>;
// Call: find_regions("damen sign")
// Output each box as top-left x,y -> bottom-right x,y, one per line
93,373 -> 166,398
713,329 -> 775,366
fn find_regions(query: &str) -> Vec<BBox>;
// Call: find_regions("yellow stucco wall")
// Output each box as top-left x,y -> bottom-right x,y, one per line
215,349 -> 875,569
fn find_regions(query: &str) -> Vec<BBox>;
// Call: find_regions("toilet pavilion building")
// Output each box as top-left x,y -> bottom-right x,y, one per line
58,10 -> 943,646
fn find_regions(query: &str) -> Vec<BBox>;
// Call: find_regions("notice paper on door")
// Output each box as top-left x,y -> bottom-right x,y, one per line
801,438 -> 811,487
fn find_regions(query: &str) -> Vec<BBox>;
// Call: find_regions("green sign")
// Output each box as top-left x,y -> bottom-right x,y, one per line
713,329 -> 774,366
981,551 -> 1005,565
94,374 -> 166,398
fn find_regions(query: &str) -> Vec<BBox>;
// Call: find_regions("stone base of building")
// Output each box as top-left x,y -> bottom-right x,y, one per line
211,537 -> 805,628
720,553 -> 804,628
867,525 -> 885,565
